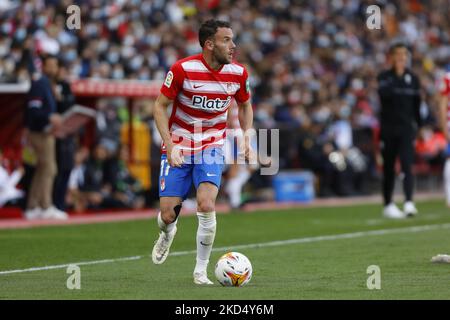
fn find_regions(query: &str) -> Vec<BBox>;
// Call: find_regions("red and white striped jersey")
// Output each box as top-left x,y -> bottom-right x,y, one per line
160,53 -> 250,155
439,72 -> 450,134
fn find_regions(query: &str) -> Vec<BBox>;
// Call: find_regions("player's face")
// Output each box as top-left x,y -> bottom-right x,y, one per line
392,47 -> 408,70
212,27 -> 236,65
43,58 -> 59,79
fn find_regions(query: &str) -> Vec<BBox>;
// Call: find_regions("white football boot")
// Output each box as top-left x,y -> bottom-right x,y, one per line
383,203 -> 406,219
403,201 -> 418,217
40,206 -> 68,220
193,271 -> 214,285
152,227 -> 177,264
24,207 -> 43,220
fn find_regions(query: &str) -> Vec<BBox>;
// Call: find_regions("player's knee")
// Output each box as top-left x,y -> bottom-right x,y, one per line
160,213 -> 175,225
160,204 -> 181,224
197,198 -> 215,213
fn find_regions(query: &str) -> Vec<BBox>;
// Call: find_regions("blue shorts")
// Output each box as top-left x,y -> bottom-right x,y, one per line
159,147 -> 225,200
447,143 -> 450,157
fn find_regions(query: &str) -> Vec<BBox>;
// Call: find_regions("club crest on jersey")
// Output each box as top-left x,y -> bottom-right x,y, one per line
192,95 -> 231,111
164,71 -> 173,88
226,82 -> 233,94
160,177 -> 165,191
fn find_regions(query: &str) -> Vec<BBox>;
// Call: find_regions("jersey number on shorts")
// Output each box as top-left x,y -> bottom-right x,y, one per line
160,159 -> 171,177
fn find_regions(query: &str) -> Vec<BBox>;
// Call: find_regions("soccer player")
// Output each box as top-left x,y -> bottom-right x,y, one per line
151,19 -> 254,285
439,67 -> 450,207
377,43 -> 422,219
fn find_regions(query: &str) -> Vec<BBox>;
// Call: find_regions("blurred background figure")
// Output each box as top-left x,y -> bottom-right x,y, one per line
0,148 -> 24,207
439,67 -> 450,207
23,55 -> 67,220
104,145 -> 146,210
377,43 -> 422,219
0,0 -> 449,216
223,102 -> 257,210
67,146 -> 89,213
52,62 -> 76,212
75,142 -> 111,212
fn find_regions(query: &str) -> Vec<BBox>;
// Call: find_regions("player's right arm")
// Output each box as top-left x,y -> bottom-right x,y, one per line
153,93 -> 184,167
154,63 -> 185,167
439,90 -> 449,141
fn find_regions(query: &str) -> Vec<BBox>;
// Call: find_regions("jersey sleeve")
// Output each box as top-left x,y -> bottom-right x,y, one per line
160,62 -> 184,100
439,75 -> 450,96
234,67 -> 251,104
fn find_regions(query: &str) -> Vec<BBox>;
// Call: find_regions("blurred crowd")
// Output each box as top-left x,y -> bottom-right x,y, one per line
1,0 -> 450,202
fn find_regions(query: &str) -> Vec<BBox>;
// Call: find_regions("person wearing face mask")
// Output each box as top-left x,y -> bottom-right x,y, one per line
23,55 -> 68,220
377,42 -> 422,219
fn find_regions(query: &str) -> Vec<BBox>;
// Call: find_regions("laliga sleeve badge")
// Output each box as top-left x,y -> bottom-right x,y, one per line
164,71 -> 173,88
160,177 -> 166,191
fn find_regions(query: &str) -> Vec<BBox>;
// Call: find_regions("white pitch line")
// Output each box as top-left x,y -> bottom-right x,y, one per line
1,223 -> 450,276
0,256 -> 142,275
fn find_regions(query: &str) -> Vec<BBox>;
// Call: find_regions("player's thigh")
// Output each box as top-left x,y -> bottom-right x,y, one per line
195,149 -> 223,209
192,148 -> 225,191
159,155 -> 193,200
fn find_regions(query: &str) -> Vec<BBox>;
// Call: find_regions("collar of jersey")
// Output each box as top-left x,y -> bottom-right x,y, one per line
200,54 -> 224,74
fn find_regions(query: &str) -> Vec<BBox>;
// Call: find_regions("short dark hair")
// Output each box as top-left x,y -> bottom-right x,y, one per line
389,42 -> 409,54
198,19 -> 232,48
42,54 -> 59,65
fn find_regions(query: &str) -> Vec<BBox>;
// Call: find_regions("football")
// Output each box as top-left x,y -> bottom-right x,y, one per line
214,252 -> 253,287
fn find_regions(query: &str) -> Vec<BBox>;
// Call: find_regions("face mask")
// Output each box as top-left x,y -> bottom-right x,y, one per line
86,24 -> 98,37
97,40 -> 108,53
108,52 -> 120,64
129,56 -> 143,70
64,49 -> 77,62
112,69 -> 124,79
15,28 -> 27,41
37,16 -> 47,27
138,71 -> 150,80
1,22 -> 12,34
339,106 -> 351,119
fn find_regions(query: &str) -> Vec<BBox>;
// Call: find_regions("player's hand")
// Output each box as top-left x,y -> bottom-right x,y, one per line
243,143 -> 257,164
167,143 -> 184,168
49,114 -> 63,128
49,114 -> 65,137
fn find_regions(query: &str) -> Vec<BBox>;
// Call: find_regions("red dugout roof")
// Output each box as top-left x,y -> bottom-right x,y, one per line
70,79 -> 161,98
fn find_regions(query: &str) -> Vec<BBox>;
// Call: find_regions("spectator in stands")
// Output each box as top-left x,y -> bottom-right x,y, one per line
1,0 -> 449,203
298,120 -> 347,197
104,145 -> 145,210
52,62 -> 76,211
77,142 -> 110,211
24,55 -> 68,220
415,125 -> 446,166
67,146 -> 89,213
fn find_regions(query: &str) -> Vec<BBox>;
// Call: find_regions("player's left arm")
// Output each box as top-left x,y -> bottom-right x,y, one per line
237,99 -> 257,163
237,99 -> 253,133
439,90 -> 449,140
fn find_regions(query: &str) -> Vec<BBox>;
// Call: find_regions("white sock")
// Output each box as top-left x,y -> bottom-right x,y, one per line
157,211 -> 177,234
194,211 -> 216,274
444,159 -> 450,206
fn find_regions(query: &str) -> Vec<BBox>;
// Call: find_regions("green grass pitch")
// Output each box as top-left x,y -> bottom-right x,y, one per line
0,199 -> 449,299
